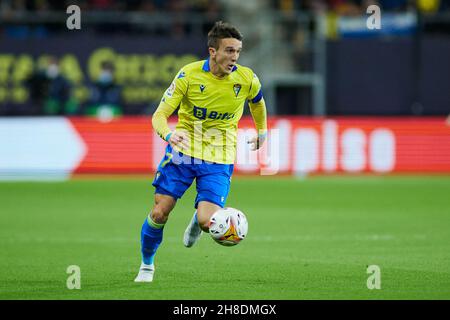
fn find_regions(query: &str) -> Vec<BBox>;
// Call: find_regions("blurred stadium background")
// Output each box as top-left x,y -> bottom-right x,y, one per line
1,0 -> 450,177
1,0 -> 450,300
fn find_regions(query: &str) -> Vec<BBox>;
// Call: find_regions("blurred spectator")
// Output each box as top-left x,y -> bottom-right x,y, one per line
26,56 -> 78,115
417,0 -> 442,13
331,1 -> 363,15
89,0 -> 120,10
202,0 -> 225,33
26,64 -> 49,115
378,0 -> 410,11
270,0 -> 450,14
1,0 -> 225,38
85,61 -> 122,118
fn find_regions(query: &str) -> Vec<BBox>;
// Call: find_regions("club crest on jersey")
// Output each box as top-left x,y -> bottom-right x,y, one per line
233,84 -> 241,97
200,84 -> 205,93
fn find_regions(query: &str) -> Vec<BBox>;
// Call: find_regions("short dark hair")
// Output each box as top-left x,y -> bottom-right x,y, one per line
207,21 -> 243,49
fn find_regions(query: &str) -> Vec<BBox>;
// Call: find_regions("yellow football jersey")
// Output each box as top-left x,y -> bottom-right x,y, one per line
161,59 -> 263,164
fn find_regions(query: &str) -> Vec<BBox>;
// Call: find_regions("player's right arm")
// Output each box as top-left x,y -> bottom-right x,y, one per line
151,69 -> 190,150
152,101 -> 189,149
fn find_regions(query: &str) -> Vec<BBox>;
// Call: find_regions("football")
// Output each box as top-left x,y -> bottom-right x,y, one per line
208,207 -> 248,246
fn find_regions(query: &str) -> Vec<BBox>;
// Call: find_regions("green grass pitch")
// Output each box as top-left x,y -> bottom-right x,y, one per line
1,175 -> 449,300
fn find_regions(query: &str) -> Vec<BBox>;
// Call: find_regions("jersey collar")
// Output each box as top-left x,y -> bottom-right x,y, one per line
202,58 -> 238,72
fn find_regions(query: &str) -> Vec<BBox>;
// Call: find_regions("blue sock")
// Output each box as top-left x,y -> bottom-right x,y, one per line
140,214 -> 165,265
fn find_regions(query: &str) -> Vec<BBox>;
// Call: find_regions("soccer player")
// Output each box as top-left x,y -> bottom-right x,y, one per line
134,21 -> 267,282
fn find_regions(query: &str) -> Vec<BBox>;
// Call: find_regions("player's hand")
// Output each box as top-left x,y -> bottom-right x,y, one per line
247,131 -> 267,151
167,130 -> 190,150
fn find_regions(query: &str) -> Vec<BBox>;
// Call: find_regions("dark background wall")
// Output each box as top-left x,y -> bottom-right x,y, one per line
326,36 -> 450,115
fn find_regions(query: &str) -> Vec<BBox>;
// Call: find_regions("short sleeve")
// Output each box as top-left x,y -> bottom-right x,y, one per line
247,72 -> 263,103
161,69 -> 188,108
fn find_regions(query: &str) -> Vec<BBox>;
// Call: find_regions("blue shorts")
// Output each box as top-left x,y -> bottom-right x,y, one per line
152,145 -> 234,208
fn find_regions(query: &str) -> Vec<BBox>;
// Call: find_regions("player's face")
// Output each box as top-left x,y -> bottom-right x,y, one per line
210,38 -> 242,76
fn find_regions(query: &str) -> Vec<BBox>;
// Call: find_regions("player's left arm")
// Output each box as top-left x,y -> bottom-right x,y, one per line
248,98 -> 267,150
247,73 -> 267,151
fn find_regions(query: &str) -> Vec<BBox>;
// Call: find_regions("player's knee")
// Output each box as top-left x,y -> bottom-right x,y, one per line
151,194 -> 176,224
151,206 -> 169,224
